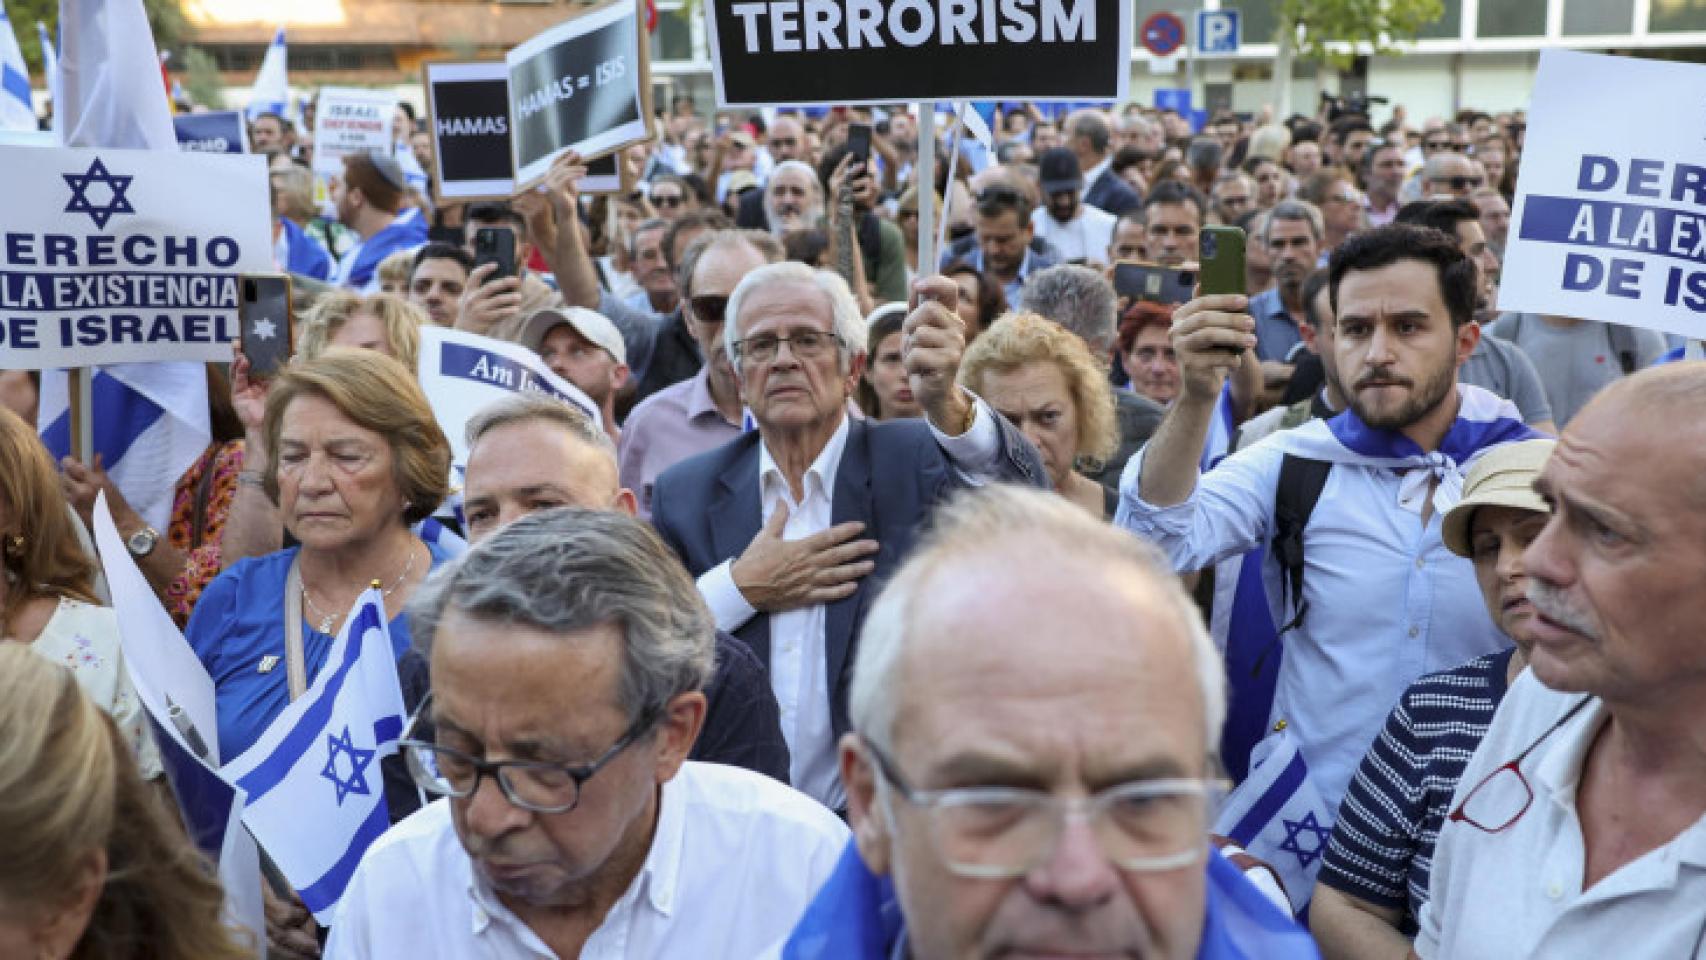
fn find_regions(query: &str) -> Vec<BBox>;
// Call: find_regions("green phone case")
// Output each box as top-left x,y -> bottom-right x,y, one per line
1198,226 -> 1247,297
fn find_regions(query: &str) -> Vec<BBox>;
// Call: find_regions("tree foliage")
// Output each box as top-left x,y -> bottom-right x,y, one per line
11,0 -> 190,71
1277,0 -> 1445,70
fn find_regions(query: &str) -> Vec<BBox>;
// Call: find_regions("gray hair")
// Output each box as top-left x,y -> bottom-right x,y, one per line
464,392 -> 614,462
1264,199 -> 1325,244
1020,263 -> 1118,354
723,261 -> 869,375
408,508 -> 715,724
626,217 -> 671,260
676,228 -> 784,301
1064,108 -> 1111,154
1186,136 -> 1224,173
849,485 -> 1226,755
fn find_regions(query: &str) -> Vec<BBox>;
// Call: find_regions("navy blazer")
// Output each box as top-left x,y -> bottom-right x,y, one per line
1085,168 -> 1141,218
651,414 -> 1047,741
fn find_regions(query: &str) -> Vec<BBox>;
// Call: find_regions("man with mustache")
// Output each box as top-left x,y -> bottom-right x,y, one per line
1312,439 -> 1555,959
1414,363 -> 1706,959
1119,224 -> 1539,828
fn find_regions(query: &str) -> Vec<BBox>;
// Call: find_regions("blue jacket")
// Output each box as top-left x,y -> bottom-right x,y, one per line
650,414 -> 1047,742
784,841 -> 1324,960
279,216 -> 332,281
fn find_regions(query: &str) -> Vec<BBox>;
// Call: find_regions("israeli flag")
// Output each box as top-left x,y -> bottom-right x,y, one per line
0,4 -> 36,130
39,365 -> 213,533
246,27 -> 288,121
1200,380 -> 1239,473
220,590 -> 407,924
34,20 -> 54,127
1212,725 -> 1335,916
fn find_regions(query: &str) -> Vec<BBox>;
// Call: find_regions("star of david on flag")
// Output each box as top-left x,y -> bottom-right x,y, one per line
217,588 -> 405,924
1211,723 -> 1336,917
63,158 -> 136,229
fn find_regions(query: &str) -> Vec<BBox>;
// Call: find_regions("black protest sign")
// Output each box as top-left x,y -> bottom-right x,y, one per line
508,0 -> 653,190
706,0 -> 1131,106
424,61 -> 514,202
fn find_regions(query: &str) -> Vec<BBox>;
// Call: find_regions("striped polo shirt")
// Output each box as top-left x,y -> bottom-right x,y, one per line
1318,647 -> 1517,929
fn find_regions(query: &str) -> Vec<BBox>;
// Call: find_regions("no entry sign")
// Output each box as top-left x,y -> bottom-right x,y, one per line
1141,11 -> 1185,57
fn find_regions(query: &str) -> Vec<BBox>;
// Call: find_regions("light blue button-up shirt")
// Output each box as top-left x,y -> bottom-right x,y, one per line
1115,435 -> 1510,814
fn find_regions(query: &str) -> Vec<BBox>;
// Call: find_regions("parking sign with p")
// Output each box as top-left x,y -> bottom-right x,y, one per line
1196,9 -> 1240,54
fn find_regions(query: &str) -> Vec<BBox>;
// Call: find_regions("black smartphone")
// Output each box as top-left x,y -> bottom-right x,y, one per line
1198,226 -> 1247,297
1113,261 -> 1197,306
473,227 -> 517,283
846,123 -> 872,165
239,274 -> 293,378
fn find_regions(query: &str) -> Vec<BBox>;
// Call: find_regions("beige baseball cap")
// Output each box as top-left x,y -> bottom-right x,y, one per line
518,307 -> 627,366
1441,438 -> 1557,558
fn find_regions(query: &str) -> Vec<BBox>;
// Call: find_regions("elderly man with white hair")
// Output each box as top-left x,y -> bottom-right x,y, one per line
650,269 -> 1047,812
776,485 -> 1322,958
765,160 -> 825,236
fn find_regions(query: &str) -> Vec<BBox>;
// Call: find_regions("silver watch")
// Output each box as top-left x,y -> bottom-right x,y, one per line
126,525 -> 161,558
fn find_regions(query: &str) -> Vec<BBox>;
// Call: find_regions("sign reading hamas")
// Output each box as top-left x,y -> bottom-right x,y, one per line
507,0 -> 653,189
424,61 -> 515,201
0,145 -> 272,369
1502,50 -> 1706,339
705,0 -> 1132,106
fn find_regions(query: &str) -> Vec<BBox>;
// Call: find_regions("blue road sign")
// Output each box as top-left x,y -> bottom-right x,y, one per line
1197,9 -> 1241,54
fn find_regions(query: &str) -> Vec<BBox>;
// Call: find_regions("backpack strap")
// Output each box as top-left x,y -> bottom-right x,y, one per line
1606,321 -> 1640,375
1271,455 -> 1333,637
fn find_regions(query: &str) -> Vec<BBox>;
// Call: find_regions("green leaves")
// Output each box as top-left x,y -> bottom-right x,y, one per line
1278,0 -> 1445,69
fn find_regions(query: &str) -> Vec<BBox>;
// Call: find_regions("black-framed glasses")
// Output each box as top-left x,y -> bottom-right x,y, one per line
733,330 -> 842,365
863,739 -> 1217,879
1448,694 -> 1593,833
689,294 -> 730,327
1423,138 -> 1452,153
1431,175 -> 1483,191
653,194 -> 685,208
399,695 -> 659,815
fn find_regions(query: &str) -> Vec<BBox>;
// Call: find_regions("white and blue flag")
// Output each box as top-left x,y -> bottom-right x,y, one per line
34,20 -> 55,128
1212,724 -> 1335,916
220,590 -> 407,924
39,0 -> 212,534
0,3 -> 37,130
246,27 -> 288,121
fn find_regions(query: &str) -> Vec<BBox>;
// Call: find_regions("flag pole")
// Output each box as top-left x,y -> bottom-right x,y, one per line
68,368 -> 93,461
935,107 -> 963,266
916,103 -> 936,279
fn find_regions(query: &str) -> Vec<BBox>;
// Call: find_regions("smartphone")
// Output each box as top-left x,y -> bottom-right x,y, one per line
1113,261 -> 1197,306
239,274 -> 293,378
472,227 -> 517,283
846,123 -> 872,165
1197,226 -> 1247,297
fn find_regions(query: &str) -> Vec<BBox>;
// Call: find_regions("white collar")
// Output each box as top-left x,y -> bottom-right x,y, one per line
464,769 -> 690,939
758,412 -> 852,505
1080,155 -> 1113,196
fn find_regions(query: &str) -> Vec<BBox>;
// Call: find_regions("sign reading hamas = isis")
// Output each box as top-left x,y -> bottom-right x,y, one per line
705,0 -> 1132,106
0,146 -> 272,369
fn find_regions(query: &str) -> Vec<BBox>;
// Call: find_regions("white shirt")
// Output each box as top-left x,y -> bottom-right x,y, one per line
1415,670 -> 1706,959
1030,204 -> 1116,265
698,399 -> 1003,809
326,761 -> 850,960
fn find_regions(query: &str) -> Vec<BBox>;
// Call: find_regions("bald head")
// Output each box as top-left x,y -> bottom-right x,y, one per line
462,395 -> 632,539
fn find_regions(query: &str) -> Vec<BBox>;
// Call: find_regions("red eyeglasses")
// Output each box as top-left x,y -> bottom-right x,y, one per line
1447,695 -> 1594,833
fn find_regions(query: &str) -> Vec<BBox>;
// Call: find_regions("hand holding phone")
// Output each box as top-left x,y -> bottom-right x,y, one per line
239,275 -> 293,378
472,228 -> 517,283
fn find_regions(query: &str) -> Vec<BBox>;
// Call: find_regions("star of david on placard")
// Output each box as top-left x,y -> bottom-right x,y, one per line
1277,811 -> 1332,869
63,158 -> 137,230
321,725 -> 377,805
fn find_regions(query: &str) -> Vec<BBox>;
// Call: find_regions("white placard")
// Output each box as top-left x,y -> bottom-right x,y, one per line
0,145 -> 272,368
416,326 -> 603,484
1502,50 -> 1706,339
311,86 -> 398,183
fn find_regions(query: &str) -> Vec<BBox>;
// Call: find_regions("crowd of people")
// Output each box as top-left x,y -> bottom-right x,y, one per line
3,81 -> 1705,960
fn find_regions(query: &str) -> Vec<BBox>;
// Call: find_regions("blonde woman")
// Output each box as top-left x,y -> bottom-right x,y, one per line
0,645 -> 251,960
296,291 -> 425,372
960,311 -> 1119,518
0,408 -> 158,778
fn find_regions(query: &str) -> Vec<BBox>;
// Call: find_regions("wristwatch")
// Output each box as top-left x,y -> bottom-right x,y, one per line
126,525 -> 161,558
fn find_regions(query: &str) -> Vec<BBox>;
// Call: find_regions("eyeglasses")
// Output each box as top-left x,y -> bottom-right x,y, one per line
399,695 -> 659,815
1423,139 -> 1452,152
863,739 -> 1216,879
1447,695 -> 1593,833
653,194 -> 684,208
733,330 -> 842,365
689,294 -> 730,327
1431,175 -> 1483,191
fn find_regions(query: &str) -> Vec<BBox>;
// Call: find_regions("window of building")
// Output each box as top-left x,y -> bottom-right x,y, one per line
651,6 -> 694,63
1477,0 -> 1547,37
1563,0 -> 1635,34
1416,0 -> 1462,39
1650,0 -> 1706,33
